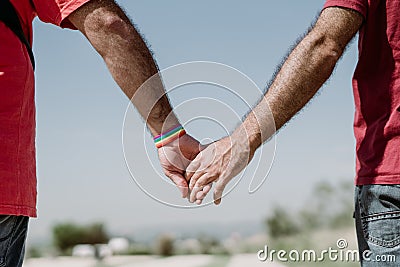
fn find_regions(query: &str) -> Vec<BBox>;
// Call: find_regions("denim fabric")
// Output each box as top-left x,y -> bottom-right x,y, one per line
0,216 -> 29,267
355,185 -> 400,266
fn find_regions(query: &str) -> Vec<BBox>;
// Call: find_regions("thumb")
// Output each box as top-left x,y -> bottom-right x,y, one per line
168,173 -> 189,198
213,180 -> 226,205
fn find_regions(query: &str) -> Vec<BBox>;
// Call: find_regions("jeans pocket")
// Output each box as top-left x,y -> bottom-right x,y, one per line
358,185 -> 400,249
361,212 -> 400,248
0,216 -> 18,267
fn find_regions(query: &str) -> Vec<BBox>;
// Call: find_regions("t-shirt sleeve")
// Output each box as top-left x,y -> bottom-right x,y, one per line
32,0 -> 92,29
323,0 -> 368,19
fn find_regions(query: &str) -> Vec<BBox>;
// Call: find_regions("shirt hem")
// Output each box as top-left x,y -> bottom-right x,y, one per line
356,175 -> 400,185
323,0 -> 367,19
0,204 -> 37,218
58,0 -> 93,29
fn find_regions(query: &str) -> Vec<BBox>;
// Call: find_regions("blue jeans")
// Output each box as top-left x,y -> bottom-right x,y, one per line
355,185 -> 400,266
0,216 -> 29,267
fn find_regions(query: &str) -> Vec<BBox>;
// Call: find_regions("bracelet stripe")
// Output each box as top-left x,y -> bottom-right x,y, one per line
153,125 -> 182,140
154,125 -> 186,148
154,125 -> 183,143
155,129 -> 186,148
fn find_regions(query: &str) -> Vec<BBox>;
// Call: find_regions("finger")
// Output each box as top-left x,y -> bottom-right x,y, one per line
213,180 -> 227,205
189,173 -> 210,203
196,184 -> 212,201
196,190 -> 206,201
188,169 -> 205,191
190,175 -> 217,203
195,199 -> 203,205
193,174 -> 217,192
189,184 -> 202,203
186,144 -> 215,182
203,184 -> 212,194
185,160 -> 201,182
168,173 -> 189,198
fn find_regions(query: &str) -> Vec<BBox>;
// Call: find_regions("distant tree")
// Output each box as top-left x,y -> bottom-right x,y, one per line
266,208 -> 300,238
329,181 -> 354,228
299,210 -> 322,230
155,234 -> 175,257
265,181 -> 354,237
81,223 -> 109,245
197,234 -> 220,254
27,246 -> 42,258
53,222 -> 109,254
302,181 -> 353,229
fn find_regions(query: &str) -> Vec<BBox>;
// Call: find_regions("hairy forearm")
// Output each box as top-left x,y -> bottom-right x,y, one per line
238,8 -> 363,153
242,31 -> 341,149
69,0 -> 178,136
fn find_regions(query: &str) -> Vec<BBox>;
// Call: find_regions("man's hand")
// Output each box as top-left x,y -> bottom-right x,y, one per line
186,128 -> 256,205
158,134 -> 205,198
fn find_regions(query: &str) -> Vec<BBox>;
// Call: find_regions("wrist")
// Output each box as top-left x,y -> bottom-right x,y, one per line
148,116 -> 180,137
247,132 -> 262,156
233,122 -> 262,157
154,124 -> 186,149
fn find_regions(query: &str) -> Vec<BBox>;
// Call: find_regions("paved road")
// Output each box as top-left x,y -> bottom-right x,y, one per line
228,254 -> 285,267
23,257 -> 96,267
23,256 -> 153,267
119,255 -> 213,267
23,254 -> 285,267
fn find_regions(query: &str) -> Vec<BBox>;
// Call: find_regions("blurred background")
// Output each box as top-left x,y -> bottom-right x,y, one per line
25,0 -> 359,266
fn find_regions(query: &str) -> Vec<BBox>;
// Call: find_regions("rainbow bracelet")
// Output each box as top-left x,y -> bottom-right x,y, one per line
154,125 -> 186,148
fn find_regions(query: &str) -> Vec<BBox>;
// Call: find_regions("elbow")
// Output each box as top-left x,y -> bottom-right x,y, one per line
301,31 -> 344,75
100,12 -> 131,38
312,33 -> 344,63
83,8 -> 134,55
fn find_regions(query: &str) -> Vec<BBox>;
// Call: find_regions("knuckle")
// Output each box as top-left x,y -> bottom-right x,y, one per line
196,181 -> 205,187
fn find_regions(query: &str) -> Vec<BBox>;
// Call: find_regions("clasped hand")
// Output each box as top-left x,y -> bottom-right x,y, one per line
158,128 -> 254,205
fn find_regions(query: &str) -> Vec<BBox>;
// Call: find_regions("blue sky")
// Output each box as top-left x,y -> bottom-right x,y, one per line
29,0 -> 358,242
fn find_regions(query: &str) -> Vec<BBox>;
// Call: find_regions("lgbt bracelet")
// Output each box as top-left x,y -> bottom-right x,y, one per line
154,125 -> 186,148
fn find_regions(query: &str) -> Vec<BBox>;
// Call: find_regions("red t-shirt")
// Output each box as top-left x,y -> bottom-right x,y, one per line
0,0 -> 90,217
323,0 -> 400,185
